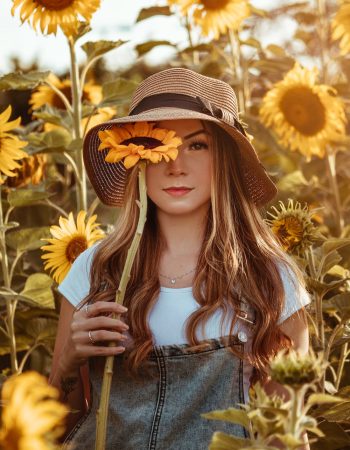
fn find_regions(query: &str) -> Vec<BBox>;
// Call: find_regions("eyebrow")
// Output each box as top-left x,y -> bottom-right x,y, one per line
183,129 -> 209,139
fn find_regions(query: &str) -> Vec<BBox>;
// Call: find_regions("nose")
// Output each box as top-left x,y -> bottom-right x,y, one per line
165,147 -> 186,176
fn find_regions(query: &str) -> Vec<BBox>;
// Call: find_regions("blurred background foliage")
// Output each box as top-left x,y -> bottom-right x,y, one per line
0,0 -> 350,448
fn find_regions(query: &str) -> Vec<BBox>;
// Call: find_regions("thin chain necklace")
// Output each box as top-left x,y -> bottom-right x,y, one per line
159,267 -> 196,285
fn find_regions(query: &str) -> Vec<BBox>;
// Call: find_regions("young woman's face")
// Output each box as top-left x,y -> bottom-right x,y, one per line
146,119 -> 212,216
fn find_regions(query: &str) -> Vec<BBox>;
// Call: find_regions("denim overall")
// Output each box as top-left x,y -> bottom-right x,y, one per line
62,300 -> 255,450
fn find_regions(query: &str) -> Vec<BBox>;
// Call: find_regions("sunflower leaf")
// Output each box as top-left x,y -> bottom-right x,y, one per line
0,71 -> 51,90
81,40 -> 127,63
26,129 -> 72,154
322,238 -> 350,256
6,227 -> 51,252
101,78 -> 138,106
7,189 -> 53,208
135,40 -> 176,57
202,407 -> 250,429
136,6 -> 172,23
19,273 -> 55,310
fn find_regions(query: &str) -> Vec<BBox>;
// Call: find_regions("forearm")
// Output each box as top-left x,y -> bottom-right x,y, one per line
49,360 -> 86,436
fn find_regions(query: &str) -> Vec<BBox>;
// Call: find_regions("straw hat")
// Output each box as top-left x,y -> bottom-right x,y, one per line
83,67 -> 277,207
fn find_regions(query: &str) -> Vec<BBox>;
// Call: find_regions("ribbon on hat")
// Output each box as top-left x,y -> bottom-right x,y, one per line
129,93 -> 247,137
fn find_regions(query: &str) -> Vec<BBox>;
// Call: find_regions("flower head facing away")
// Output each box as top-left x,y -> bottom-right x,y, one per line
41,210 -> 105,283
265,199 -> 322,256
0,105 -> 28,185
98,121 -> 183,169
332,0 -> 350,55
169,0 -> 251,39
11,0 -> 101,36
260,63 -> 346,161
0,371 -> 67,450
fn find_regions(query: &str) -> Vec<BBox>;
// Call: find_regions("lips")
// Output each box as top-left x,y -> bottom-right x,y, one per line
163,187 -> 193,196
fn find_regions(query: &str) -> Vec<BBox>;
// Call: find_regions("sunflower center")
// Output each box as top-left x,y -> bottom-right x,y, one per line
35,0 -> 74,10
65,236 -> 88,264
277,217 -> 304,240
201,0 -> 230,9
121,137 -> 163,149
279,86 -> 326,136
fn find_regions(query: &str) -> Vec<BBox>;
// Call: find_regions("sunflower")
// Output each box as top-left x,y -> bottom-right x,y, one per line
6,153 -> 46,188
41,210 -> 105,283
11,0 -> 101,36
169,0 -> 251,39
0,371 -> 67,450
0,106 -> 28,185
264,199 -> 322,256
98,122 -> 183,169
30,73 -> 102,111
332,0 -> 350,55
260,63 -> 346,161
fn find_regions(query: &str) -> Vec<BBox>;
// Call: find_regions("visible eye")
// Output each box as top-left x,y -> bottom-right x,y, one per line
188,140 -> 209,151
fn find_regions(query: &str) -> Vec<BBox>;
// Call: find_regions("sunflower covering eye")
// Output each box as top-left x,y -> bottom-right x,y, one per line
168,0 -> 251,39
259,63 -> 346,161
98,122 -> 183,169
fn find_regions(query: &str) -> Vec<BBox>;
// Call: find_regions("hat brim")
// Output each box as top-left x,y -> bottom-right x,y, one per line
83,107 -> 277,207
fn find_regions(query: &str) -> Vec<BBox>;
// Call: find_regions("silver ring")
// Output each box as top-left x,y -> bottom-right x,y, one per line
85,303 -> 90,315
88,330 -> 95,345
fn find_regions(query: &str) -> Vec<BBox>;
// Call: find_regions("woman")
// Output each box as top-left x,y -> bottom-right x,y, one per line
49,68 -> 311,449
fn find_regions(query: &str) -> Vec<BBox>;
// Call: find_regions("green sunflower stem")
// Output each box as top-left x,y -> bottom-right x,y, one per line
325,147 -> 343,236
228,28 -> 246,115
0,186 -> 18,374
335,341 -> 348,391
95,162 -> 148,450
68,36 -> 87,212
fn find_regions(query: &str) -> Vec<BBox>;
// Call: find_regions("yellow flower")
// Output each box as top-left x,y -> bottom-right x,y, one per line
0,371 -> 67,450
169,0 -> 251,39
269,348 -> 326,387
260,63 -> 346,161
6,153 -> 46,189
0,105 -> 28,185
332,0 -> 350,55
30,73 -> 102,110
265,199 -> 322,256
11,0 -> 101,36
98,122 -> 182,169
41,210 -> 105,283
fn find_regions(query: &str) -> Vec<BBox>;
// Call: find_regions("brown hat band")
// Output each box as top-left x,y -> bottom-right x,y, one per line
129,93 -> 247,137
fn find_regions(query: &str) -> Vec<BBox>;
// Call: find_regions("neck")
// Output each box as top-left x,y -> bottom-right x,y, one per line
157,203 -> 209,257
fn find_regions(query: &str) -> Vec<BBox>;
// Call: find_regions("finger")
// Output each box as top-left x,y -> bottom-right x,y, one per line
85,330 -> 128,344
85,302 -> 128,318
81,317 -> 129,332
76,344 -> 126,358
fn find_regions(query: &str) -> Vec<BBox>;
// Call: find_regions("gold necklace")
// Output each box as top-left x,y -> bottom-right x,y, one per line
159,267 -> 196,285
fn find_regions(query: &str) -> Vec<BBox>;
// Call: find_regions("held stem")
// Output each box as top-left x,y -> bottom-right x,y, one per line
95,162 -> 147,450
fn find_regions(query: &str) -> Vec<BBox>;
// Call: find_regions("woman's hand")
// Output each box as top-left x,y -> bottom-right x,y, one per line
60,301 -> 129,375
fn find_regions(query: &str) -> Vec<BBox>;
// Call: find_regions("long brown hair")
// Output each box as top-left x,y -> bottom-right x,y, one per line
80,120 -> 308,384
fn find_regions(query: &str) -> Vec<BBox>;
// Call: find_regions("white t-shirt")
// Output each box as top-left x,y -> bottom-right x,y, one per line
58,242 -> 311,403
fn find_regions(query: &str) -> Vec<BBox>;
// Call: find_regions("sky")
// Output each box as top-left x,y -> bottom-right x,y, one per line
0,0 -> 298,75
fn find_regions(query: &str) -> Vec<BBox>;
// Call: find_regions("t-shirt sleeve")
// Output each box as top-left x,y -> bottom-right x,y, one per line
277,263 -> 312,325
57,243 -> 100,308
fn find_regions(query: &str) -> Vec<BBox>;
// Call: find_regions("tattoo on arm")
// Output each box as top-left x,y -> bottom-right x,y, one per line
60,376 -> 79,402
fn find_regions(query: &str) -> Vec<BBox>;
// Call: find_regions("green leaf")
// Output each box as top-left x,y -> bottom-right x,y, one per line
307,393 -> 344,407
26,129 -> 72,154
20,273 -> 55,309
313,420 -> 350,449
320,251 -> 343,277
266,44 -> 286,57
277,170 -> 310,192
0,221 -> 20,233
273,433 -> 303,448
101,78 -> 138,106
81,40 -> 127,62
208,431 -> 250,450
0,71 -> 50,90
136,6 -> 172,23
7,189 -> 52,207
0,334 -> 32,356
23,317 -> 57,342
32,105 -> 72,129
135,40 -> 176,57
179,43 -> 212,54
330,293 -> 350,321
6,226 -> 51,252
202,407 -> 250,429
322,238 -> 350,256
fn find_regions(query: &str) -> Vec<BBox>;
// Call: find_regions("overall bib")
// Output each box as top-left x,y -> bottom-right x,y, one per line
62,334 -> 250,450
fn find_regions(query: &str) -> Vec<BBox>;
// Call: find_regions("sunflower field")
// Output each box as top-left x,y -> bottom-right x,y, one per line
1,0 -> 350,449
